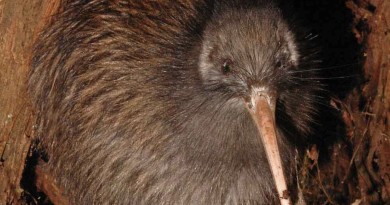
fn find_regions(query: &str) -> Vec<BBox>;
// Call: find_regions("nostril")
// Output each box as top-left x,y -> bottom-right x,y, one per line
276,60 -> 282,68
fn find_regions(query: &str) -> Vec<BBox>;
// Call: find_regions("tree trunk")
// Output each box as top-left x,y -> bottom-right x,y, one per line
0,0 -> 59,203
346,0 -> 390,203
300,1 -> 390,204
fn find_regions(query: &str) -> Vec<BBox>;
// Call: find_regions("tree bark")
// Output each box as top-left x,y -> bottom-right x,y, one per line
0,0 -> 59,203
346,0 -> 390,204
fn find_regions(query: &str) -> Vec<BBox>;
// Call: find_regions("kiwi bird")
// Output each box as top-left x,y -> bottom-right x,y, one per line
29,0 -> 321,204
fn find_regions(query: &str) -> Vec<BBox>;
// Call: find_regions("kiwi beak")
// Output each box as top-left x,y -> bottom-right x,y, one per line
245,90 -> 292,205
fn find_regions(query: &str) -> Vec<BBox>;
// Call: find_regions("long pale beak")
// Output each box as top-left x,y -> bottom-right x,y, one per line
246,90 -> 292,205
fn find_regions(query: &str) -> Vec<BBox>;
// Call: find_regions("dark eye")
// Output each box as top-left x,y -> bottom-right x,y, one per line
275,60 -> 282,68
221,60 -> 231,74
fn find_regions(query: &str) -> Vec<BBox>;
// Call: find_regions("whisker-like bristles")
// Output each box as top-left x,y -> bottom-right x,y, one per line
281,79 -> 327,91
304,33 -> 319,41
282,93 -> 332,110
290,75 -> 357,80
288,62 -> 362,74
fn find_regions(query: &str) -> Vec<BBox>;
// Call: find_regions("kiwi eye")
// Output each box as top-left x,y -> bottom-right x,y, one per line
275,60 -> 282,68
222,61 -> 231,74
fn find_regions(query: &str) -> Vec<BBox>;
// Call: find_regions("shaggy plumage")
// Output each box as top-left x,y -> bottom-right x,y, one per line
29,0 -> 321,204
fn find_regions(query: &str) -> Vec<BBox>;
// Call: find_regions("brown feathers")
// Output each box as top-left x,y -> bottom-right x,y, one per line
28,0 -> 321,204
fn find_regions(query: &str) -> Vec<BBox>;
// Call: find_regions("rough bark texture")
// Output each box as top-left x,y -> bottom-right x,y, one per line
347,0 -> 390,203
0,0 -> 388,204
300,1 -> 390,204
0,0 -> 59,204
